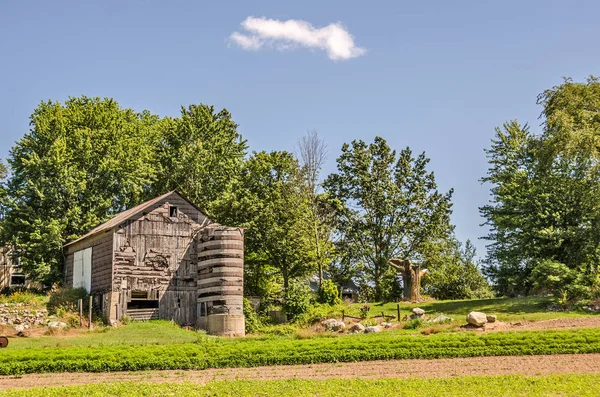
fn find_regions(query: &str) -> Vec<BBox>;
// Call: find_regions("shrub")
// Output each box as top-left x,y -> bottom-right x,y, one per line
243,298 -> 262,334
0,290 -> 45,305
403,318 -> 425,330
359,304 -> 371,319
317,280 -> 341,306
282,282 -> 313,320
47,287 -> 89,315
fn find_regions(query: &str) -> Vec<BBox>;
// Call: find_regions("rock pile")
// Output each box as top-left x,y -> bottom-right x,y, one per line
322,318 -> 346,332
0,303 -> 49,327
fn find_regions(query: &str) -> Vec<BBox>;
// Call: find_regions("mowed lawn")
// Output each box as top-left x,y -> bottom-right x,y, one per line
2,296 -> 599,376
2,374 -> 600,397
362,296 -> 597,322
6,296 -> 598,351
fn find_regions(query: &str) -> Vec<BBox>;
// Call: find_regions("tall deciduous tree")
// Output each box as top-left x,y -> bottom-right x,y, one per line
324,137 -> 454,300
481,78 -> 600,298
296,130 -> 334,287
216,151 -> 318,292
3,97 -> 158,284
151,104 -> 247,216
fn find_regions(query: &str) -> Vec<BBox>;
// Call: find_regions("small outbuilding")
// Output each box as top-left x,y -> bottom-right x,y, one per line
63,191 -> 245,336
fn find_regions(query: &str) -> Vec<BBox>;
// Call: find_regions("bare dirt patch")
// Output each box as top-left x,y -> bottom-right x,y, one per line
2,354 -> 600,390
458,317 -> 600,332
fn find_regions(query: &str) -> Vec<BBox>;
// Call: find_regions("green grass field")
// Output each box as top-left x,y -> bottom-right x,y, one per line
2,374 -> 600,397
361,296 -> 596,322
2,326 -> 600,375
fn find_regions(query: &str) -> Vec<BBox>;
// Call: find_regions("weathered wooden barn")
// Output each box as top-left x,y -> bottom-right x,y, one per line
1,247 -> 28,289
63,191 -> 245,336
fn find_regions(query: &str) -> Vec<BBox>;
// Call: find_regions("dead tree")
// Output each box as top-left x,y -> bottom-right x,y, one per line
388,258 -> 427,302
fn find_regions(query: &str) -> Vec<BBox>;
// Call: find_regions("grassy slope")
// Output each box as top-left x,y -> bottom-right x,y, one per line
2,375 -> 600,397
362,296 -> 596,322
2,327 -> 600,375
7,321 -> 198,350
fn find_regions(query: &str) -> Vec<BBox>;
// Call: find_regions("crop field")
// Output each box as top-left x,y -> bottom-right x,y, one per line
2,327 -> 600,375
2,374 -> 600,397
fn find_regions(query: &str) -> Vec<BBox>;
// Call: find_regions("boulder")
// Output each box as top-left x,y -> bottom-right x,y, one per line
364,326 -> 381,333
466,311 -> 487,327
430,315 -> 453,324
322,319 -> 346,332
48,321 -> 68,330
13,324 -> 25,334
486,314 -> 497,323
381,322 -> 392,329
412,308 -> 425,316
349,323 -> 366,333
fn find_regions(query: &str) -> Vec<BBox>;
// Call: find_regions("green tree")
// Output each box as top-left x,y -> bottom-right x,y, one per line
3,97 -> 158,284
423,239 -> 493,300
296,130 -> 335,288
481,78 -> 600,298
215,151 -> 318,292
324,137 -> 454,300
150,104 -> 247,216
0,160 -> 7,241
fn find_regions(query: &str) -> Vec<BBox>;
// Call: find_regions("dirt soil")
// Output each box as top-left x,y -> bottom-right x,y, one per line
2,354 -> 600,390
478,317 -> 600,332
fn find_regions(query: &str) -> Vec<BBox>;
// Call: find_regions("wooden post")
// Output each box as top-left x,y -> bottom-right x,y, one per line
397,303 -> 401,322
381,311 -> 385,319
78,299 -> 83,328
88,296 -> 93,330
342,310 -> 345,321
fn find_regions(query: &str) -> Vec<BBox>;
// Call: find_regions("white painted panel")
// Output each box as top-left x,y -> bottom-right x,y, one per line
73,247 -> 92,292
73,250 -> 83,289
82,247 -> 92,292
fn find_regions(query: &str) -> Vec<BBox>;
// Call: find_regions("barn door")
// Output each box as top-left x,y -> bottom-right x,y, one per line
73,247 -> 92,292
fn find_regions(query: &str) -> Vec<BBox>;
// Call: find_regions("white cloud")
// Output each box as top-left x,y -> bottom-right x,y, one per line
229,17 -> 366,61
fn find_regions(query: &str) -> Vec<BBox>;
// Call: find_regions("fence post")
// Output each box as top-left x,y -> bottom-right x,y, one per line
397,303 -> 401,322
342,310 -> 345,321
78,299 -> 83,328
88,296 -> 93,330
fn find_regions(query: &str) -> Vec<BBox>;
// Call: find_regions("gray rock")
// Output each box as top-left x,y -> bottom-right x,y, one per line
486,314 -> 497,323
13,324 -> 25,334
412,308 -> 425,316
364,326 -> 381,333
430,315 -> 453,324
466,311 -> 488,327
381,322 -> 392,328
322,318 -> 346,332
349,323 -> 366,333
48,321 -> 68,330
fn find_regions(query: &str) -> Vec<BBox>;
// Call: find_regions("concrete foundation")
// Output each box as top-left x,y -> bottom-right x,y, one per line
207,314 -> 245,337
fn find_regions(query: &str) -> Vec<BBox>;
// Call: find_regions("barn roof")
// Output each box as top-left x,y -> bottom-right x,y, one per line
64,191 -> 204,248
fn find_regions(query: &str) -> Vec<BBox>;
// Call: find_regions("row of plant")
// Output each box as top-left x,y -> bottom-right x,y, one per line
3,374 -> 600,397
2,327 -> 600,375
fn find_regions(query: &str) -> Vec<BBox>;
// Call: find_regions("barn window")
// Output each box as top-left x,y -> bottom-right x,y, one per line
169,206 -> 178,217
10,274 -> 26,287
73,247 -> 92,292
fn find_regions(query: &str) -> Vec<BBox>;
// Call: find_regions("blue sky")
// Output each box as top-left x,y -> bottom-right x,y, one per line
1,1 -> 599,257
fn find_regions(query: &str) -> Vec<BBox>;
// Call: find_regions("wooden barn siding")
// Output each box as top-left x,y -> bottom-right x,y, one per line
64,230 -> 114,293
112,199 -> 201,326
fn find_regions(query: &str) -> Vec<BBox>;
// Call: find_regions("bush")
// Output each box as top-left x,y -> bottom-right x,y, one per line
282,282 -> 313,320
0,290 -> 46,305
359,304 -> 371,319
317,280 -> 341,306
47,287 -> 89,315
243,298 -> 262,334
403,318 -> 425,330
